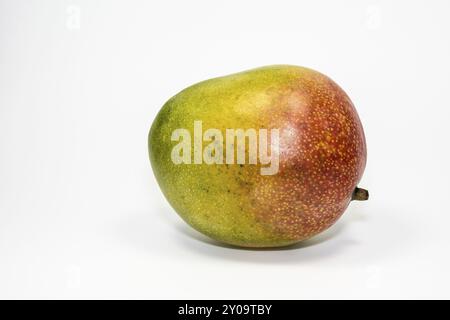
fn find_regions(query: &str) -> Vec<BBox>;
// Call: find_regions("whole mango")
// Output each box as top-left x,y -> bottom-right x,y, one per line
149,65 -> 368,248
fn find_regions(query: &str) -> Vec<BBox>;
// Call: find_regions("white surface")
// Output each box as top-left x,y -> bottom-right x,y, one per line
1,0 -> 450,299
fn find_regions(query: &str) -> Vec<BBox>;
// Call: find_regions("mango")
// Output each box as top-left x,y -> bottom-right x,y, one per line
148,65 -> 368,248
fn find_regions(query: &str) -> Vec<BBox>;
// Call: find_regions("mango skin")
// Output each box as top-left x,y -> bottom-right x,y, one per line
149,65 -> 366,248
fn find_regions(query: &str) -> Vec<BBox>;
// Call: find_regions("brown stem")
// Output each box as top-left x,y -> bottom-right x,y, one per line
352,187 -> 369,201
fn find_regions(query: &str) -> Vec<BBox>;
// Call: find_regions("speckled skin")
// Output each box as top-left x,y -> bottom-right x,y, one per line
149,65 -> 366,247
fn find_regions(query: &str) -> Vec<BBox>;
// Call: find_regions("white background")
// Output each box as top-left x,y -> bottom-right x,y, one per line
1,0 -> 450,299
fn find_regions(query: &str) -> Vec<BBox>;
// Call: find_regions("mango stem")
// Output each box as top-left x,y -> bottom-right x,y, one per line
352,187 -> 369,201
